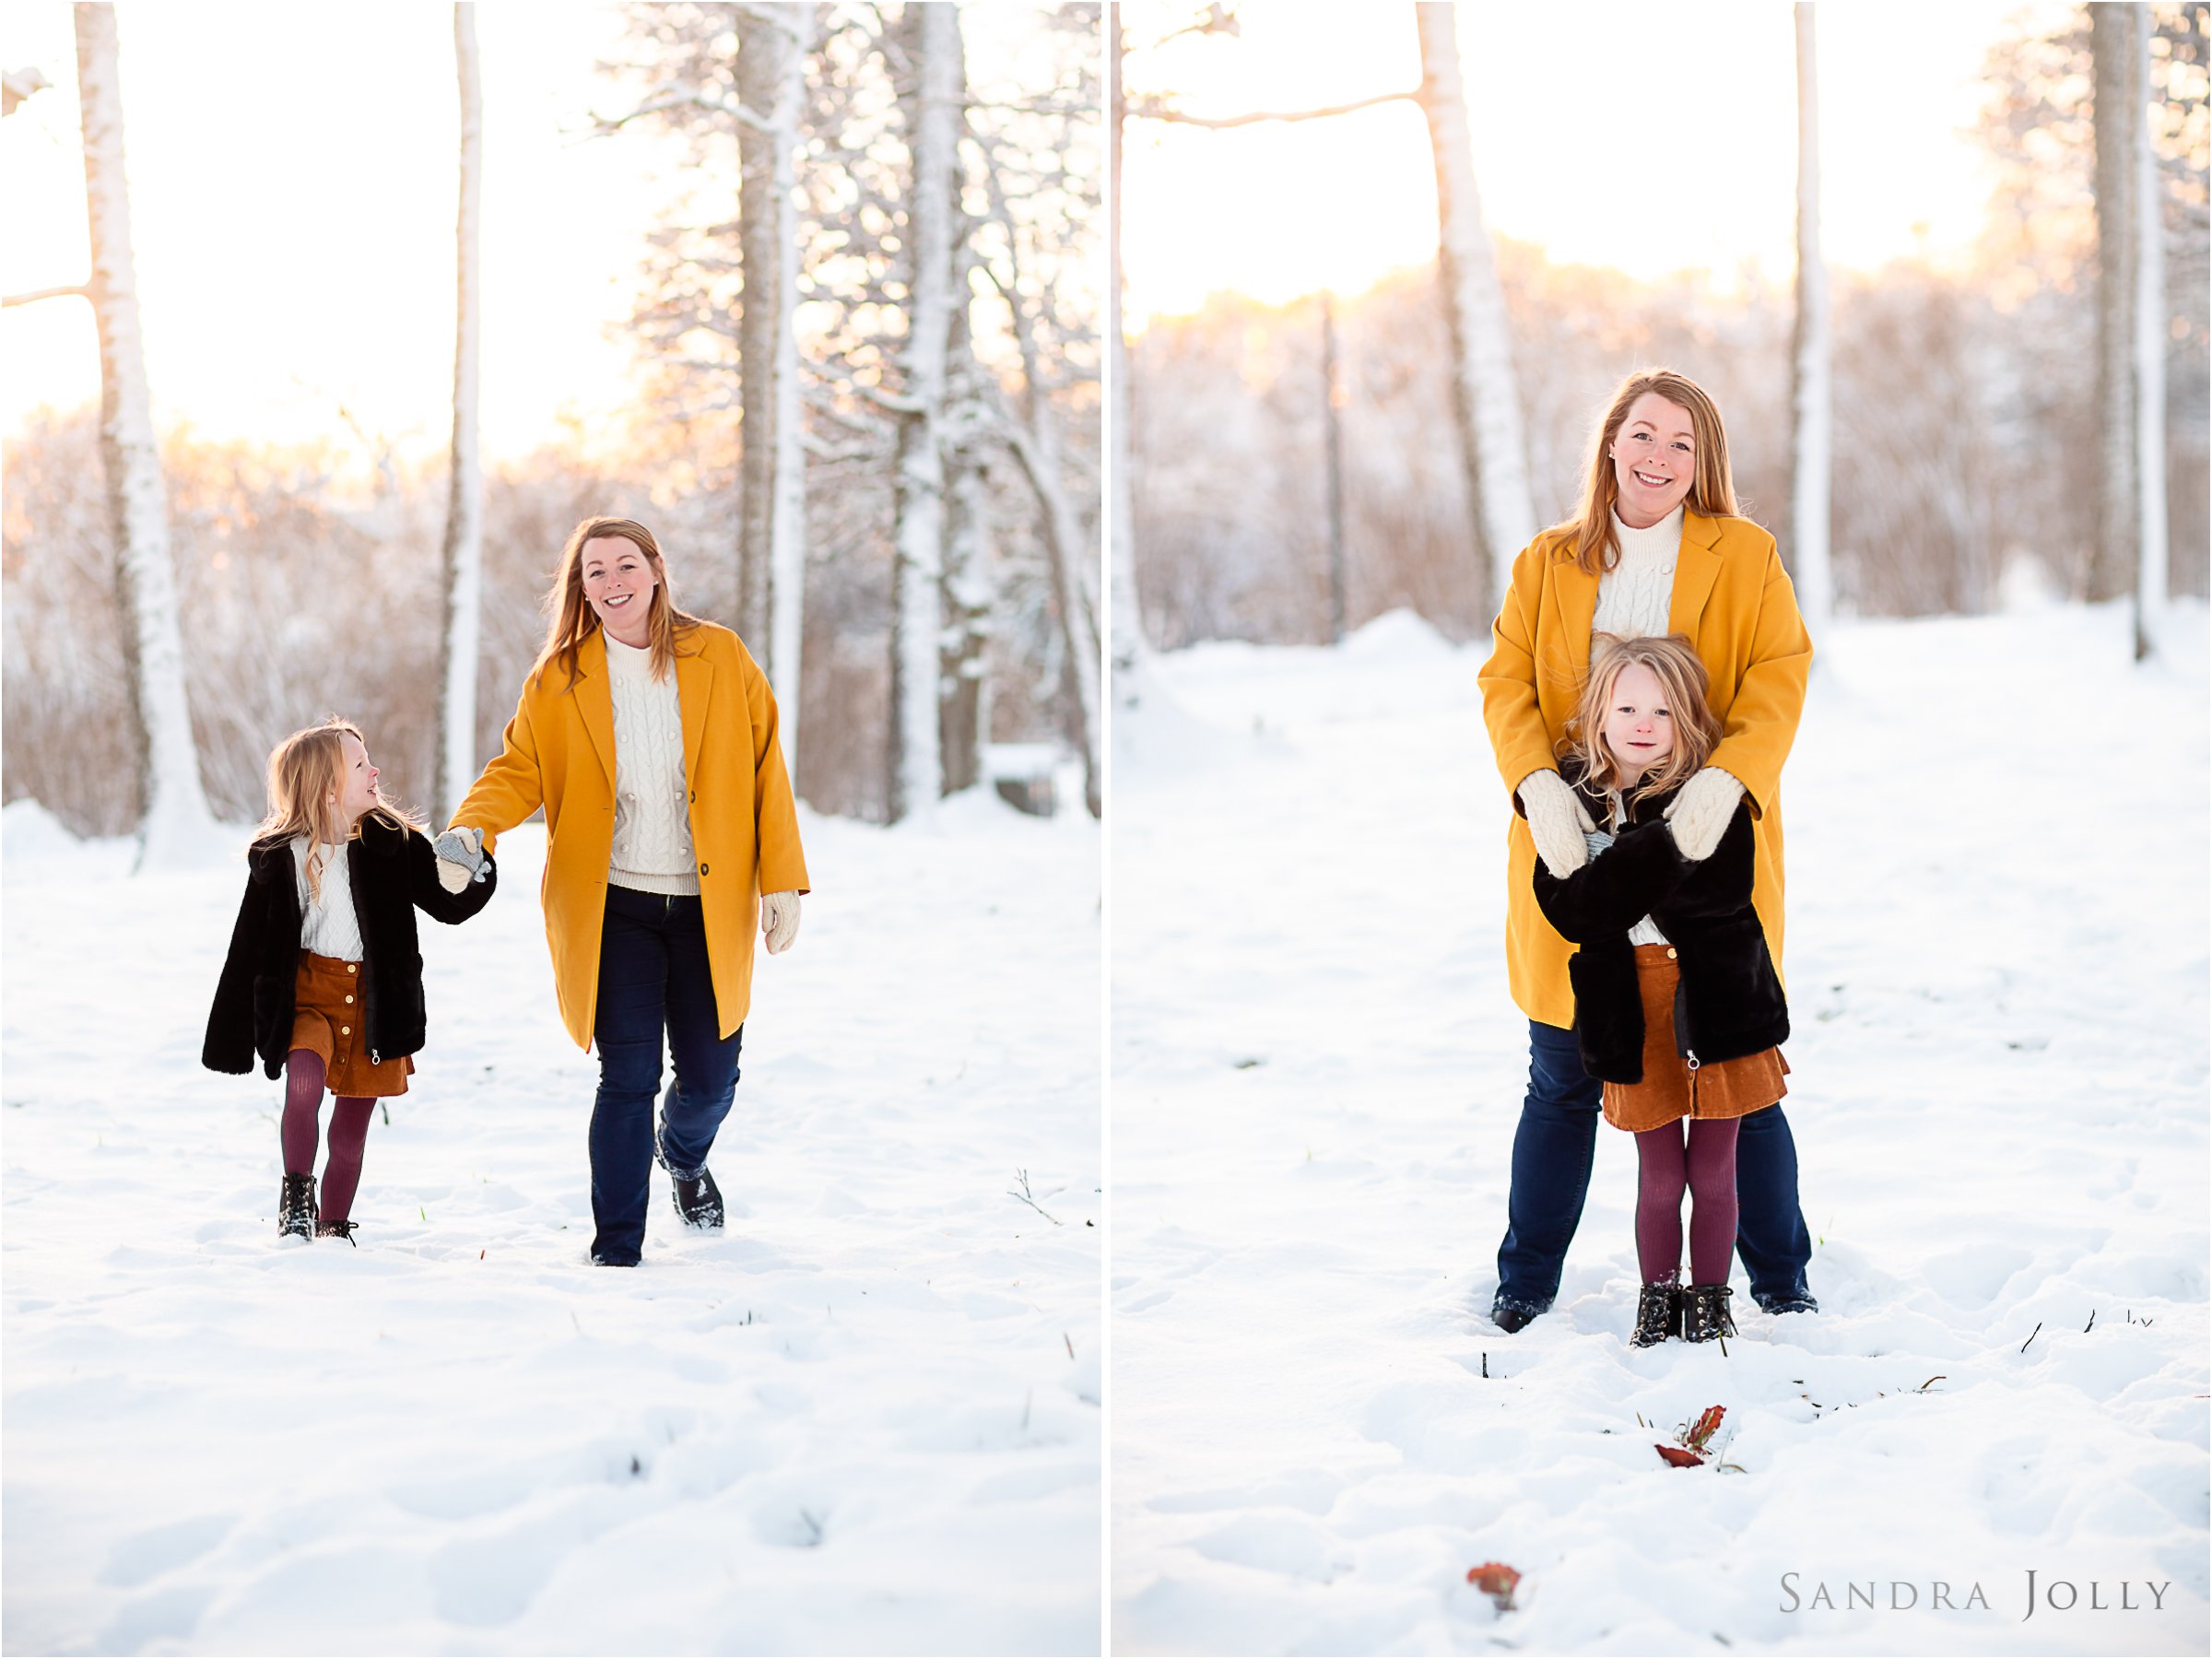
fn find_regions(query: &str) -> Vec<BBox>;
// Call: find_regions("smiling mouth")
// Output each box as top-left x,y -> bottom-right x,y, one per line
1632,470 -> 1672,488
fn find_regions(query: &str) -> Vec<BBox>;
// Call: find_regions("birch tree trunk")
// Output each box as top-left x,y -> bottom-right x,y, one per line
982,155 -> 1100,815
2133,3 -> 2167,660
1109,8 -> 1146,686
1788,2 -> 1833,642
437,2 -> 485,823
2090,2 -> 2139,606
886,0 -> 962,821
939,281 -> 992,798
764,5 -> 812,775
75,3 -> 218,868
1414,1 -> 1535,614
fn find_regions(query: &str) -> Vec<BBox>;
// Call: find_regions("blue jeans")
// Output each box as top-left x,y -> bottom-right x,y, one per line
1494,1019 -> 1812,1310
588,887 -> 742,1264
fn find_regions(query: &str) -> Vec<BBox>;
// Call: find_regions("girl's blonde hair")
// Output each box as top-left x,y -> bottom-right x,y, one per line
254,718 -> 421,901
1560,633 -> 1724,808
535,516 -> 704,691
1551,368 -> 1742,578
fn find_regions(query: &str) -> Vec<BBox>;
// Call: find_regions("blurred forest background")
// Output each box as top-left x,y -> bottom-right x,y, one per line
1121,3 -> 2208,651
3,2 -> 1100,841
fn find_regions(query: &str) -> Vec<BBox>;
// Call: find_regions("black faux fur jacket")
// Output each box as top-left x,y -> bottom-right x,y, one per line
202,813 -> 497,1079
1529,763 -> 1788,1085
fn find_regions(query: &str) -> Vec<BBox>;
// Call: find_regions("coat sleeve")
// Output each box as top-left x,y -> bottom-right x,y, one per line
406,829 -> 500,924
1477,537 -> 1568,800
1705,544 -> 1812,821
1654,802 -> 1757,922
1531,820 -> 1688,942
451,679 -> 548,854
744,644 -> 810,896
202,875 -> 263,1075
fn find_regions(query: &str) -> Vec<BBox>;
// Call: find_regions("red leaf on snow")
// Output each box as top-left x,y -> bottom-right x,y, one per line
1686,1405 -> 1727,1450
1653,1443 -> 1706,1468
1465,1561 -> 1521,1609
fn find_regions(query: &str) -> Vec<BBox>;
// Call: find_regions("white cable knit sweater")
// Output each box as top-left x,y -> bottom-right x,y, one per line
605,632 -> 700,896
292,838 -> 365,959
1590,503 -> 1683,642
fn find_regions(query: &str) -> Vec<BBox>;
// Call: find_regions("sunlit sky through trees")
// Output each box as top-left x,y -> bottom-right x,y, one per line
0,1 -> 1094,468
1121,0 -> 2074,324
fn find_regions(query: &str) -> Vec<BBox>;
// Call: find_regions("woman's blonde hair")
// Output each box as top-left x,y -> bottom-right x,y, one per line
1560,633 -> 1724,808
535,516 -> 703,690
1552,368 -> 1741,577
254,718 -> 421,901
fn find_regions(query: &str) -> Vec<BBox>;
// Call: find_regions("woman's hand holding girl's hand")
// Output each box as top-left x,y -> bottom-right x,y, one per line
761,890 -> 801,954
1517,769 -> 1596,878
433,826 -> 487,893
1663,768 -> 1744,861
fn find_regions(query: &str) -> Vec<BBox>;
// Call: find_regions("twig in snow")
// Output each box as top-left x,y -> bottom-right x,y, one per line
1007,1169 -> 1063,1226
1064,1331 -> 1074,1359
2084,1309 -> 2097,1333
796,1508 -> 823,1546
2020,1322 -> 2041,1353
1481,1352 -> 1488,1379
1917,1375 -> 1946,1393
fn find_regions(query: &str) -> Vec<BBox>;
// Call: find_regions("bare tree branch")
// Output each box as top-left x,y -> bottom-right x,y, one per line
4,284 -> 87,308
1132,88 -> 1416,128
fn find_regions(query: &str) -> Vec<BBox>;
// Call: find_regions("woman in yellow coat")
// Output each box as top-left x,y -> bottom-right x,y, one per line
1477,370 -> 1815,1330
443,516 -> 810,1266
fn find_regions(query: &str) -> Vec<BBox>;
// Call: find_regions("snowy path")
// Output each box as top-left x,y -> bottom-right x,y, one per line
3,796 -> 1100,1654
1111,603 -> 2209,1654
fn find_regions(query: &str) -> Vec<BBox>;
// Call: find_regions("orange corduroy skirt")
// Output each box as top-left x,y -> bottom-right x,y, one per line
288,950 -> 412,1098
1601,944 -> 1787,1132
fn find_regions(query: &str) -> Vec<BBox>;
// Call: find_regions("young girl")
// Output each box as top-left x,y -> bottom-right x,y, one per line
203,719 -> 497,1241
1529,635 -> 1792,1347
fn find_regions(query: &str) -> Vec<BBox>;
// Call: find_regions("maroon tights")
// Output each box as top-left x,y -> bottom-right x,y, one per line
1633,1116 -> 1741,1287
281,1050 -> 376,1224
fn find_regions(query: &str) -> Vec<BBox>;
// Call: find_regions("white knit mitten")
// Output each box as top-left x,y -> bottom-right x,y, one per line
1664,767 -> 1745,862
761,889 -> 802,955
1517,769 -> 1596,878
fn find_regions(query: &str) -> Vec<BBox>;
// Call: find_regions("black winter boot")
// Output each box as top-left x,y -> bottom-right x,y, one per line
1630,1280 -> 1682,1347
1682,1283 -> 1737,1344
1490,1296 -> 1546,1335
672,1168 -> 724,1231
316,1218 -> 359,1247
277,1173 -> 316,1241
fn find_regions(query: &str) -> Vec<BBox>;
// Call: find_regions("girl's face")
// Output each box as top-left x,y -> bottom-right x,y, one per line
331,733 -> 380,829
580,535 -> 659,646
1601,662 -> 1675,780
1609,393 -> 1698,529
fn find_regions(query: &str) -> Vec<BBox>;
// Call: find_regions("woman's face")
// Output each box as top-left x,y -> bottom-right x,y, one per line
1600,662 -> 1675,779
332,733 -> 380,829
1609,393 -> 1699,528
580,535 -> 659,645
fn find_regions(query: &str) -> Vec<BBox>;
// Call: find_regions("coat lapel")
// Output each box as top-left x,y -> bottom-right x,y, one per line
576,629 -> 618,789
674,640 -> 714,790
1667,510 -> 1725,640
1547,541 -> 1599,688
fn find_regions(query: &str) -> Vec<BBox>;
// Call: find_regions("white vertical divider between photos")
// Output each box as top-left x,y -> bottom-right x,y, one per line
1099,6 -> 1121,1653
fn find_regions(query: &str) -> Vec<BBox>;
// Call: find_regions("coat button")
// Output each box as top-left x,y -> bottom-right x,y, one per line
340,1025 -> 351,1036
699,862 -> 709,876
347,964 -> 357,974
345,994 -> 354,1004
1665,947 -> 1677,959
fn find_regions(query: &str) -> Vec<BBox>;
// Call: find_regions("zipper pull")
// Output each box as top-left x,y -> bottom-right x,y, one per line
1685,1049 -> 1700,1072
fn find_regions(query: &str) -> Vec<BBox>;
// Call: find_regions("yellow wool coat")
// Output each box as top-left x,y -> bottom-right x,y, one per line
453,622 -> 810,1049
1478,510 -> 1812,1030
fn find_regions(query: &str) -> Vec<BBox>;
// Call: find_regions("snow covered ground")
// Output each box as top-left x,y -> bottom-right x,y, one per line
3,793 -> 1100,1654
1111,600 -> 2209,1655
